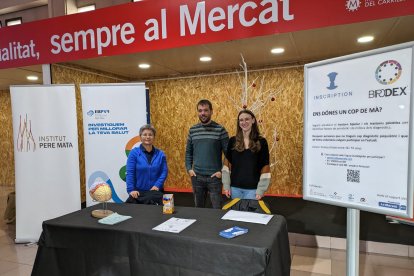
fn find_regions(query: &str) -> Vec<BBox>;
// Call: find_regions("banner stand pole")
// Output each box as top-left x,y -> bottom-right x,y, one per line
42,64 -> 51,85
346,208 -> 360,276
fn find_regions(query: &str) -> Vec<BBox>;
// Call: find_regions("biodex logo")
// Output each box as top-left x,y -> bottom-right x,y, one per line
375,60 -> 402,85
369,60 -> 407,98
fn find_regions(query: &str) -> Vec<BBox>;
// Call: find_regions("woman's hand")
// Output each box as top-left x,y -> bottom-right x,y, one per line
211,171 -> 222,179
130,191 -> 139,198
256,194 -> 263,200
224,189 -> 231,198
150,186 -> 159,191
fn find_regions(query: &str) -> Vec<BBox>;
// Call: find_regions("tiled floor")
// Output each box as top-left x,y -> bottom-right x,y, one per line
290,245 -> 414,275
0,186 -> 36,276
0,185 -> 414,276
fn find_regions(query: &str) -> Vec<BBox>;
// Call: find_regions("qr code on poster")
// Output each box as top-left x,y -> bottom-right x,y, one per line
347,169 -> 360,183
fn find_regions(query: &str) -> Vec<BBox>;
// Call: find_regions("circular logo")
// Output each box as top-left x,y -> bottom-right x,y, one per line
375,60 -> 402,85
345,0 -> 360,12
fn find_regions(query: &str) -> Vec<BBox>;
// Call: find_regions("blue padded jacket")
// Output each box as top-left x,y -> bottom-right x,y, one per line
126,145 -> 168,193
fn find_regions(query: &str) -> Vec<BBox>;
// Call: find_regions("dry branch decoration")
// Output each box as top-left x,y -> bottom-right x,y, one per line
228,55 -> 282,167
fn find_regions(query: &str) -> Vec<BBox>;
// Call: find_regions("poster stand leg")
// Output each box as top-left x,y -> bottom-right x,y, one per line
42,64 -> 51,85
346,208 -> 360,276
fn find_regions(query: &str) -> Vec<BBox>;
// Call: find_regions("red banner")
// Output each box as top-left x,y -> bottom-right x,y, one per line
0,0 -> 413,69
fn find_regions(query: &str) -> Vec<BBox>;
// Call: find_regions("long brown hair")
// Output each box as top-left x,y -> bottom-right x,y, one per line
233,109 -> 261,152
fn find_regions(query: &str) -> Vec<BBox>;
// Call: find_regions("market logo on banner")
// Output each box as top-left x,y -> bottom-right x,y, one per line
16,114 -> 36,152
345,0 -> 360,12
375,60 -> 402,85
87,110 -> 94,117
369,60 -> 407,98
345,0 -> 410,12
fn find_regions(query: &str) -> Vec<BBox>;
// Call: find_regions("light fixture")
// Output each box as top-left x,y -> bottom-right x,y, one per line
27,75 -> 39,81
271,48 -> 285,54
138,63 -> 150,69
357,36 -> 374,43
199,56 -> 212,62
77,5 -> 96,13
6,18 -> 22,26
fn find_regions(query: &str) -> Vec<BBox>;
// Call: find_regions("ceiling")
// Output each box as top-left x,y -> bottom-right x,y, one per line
1,15 -> 413,89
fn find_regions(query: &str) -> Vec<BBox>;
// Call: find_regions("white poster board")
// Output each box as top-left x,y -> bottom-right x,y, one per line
81,83 -> 148,206
303,42 -> 414,218
11,85 -> 81,243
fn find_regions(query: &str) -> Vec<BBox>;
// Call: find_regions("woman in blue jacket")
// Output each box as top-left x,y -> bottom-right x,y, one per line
126,124 -> 168,204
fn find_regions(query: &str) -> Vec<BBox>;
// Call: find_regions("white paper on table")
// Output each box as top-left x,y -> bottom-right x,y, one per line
152,217 -> 196,233
221,210 -> 274,225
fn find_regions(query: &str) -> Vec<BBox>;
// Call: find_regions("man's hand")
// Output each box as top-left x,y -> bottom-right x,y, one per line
188,170 -> 196,177
224,189 -> 231,198
211,171 -> 221,179
256,194 -> 263,200
130,191 -> 139,198
150,186 -> 159,191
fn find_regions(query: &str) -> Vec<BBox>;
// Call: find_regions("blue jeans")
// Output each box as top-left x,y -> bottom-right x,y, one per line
231,187 -> 256,200
191,175 -> 222,209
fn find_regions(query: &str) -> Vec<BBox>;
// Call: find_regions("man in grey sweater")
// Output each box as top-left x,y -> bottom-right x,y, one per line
185,99 -> 229,208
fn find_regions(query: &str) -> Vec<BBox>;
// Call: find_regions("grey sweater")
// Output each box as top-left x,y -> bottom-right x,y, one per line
185,121 -> 229,175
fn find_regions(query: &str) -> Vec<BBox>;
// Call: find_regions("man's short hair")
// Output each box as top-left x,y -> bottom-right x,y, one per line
139,124 -> 156,136
197,99 -> 213,110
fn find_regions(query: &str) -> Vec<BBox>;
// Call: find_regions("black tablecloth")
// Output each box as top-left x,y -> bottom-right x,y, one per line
32,204 -> 290,276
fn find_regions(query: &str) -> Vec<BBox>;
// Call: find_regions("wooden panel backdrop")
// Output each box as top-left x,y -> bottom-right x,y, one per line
1,65 -> 303,197
0,90 -> 14,186
147,66 -> 304,196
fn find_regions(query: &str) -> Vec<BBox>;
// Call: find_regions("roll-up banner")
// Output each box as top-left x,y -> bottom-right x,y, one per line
303,42 -> 414,218
10,85 -> 81,243
81,83 -> 148,206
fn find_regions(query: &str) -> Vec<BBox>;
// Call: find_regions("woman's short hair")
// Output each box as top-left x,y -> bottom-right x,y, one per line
139,124 -> 156,136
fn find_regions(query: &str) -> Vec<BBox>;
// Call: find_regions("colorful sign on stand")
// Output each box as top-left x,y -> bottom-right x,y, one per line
81,83 -> 148,206
303,42 -> 414,218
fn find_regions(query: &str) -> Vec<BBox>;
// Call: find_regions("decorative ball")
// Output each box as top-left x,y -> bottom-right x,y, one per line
89,182 -> 112,202
243,104 -> 247,109
252,83 -> 256,87
271,97 -> 275,101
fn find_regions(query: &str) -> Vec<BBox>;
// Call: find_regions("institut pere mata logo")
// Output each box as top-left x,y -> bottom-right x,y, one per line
16,114 -> 36,152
